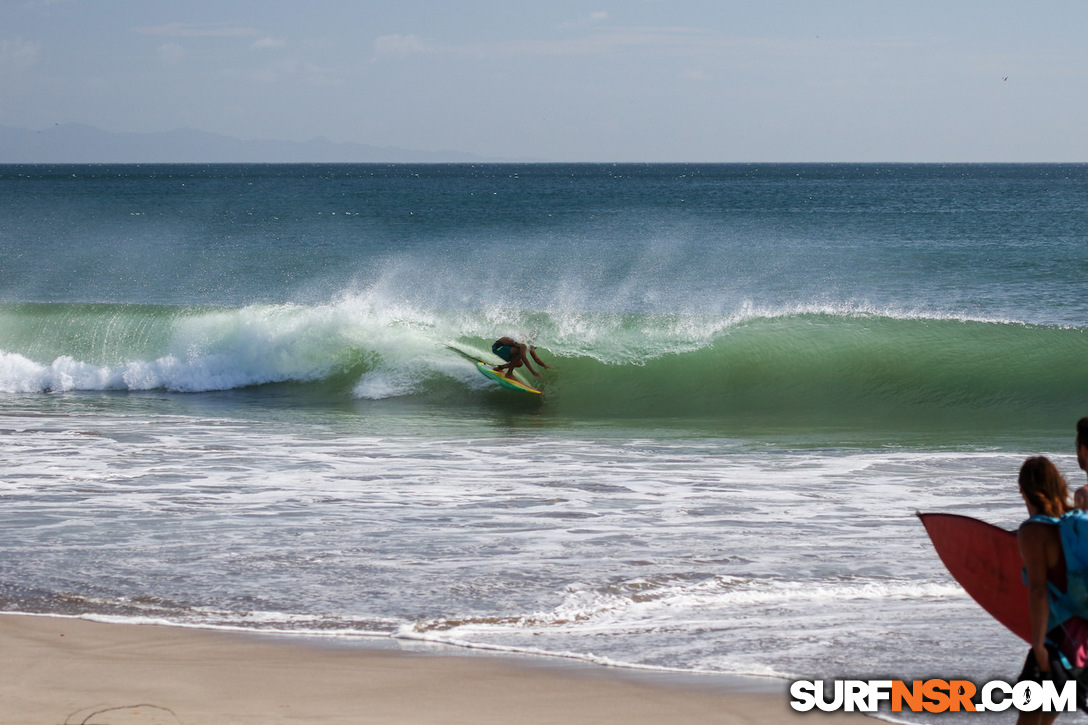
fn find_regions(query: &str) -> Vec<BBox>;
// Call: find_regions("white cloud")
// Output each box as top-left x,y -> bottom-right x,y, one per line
372,26 -> 722,61
457,28 -> 715,59
135,23 -> 261,38
679,68 -> 710,81
157,42 -> 186,66
559,11 -> 611,29
373,34 -> 430,57
252,37 -> 286,50
223,55 -> 342,88
0,37 -> 41,72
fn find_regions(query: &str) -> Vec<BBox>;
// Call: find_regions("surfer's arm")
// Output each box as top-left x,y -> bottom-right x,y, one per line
1019,523 -> 1055,672
529,347 -> 553,369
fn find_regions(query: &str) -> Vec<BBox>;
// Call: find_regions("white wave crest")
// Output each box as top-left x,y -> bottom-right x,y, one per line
407,575 -> 966,638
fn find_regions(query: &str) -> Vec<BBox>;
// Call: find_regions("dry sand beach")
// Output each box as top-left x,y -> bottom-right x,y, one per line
0,613 -> 870,725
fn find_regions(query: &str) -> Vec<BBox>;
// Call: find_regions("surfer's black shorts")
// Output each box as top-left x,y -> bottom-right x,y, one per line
492,343 -> 513,362
1018,638 -> 1088,713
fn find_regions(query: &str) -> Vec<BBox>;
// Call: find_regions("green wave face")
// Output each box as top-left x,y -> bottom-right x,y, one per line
1,301 -> 1085,438
535,314 -> 1088,433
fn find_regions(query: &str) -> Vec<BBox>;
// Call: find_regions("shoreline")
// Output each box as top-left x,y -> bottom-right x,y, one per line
0,612 -> 871,724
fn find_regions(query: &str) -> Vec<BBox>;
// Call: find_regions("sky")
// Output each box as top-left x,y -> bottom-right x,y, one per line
1,0 -> 1087,162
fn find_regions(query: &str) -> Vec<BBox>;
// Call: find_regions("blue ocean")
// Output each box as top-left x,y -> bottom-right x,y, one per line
2,163 -> 1087,722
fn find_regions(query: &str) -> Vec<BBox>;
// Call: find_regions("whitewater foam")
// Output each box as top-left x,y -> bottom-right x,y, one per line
1,296 -> 1084,442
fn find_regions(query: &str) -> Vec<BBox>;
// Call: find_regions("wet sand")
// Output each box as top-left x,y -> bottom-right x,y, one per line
0,613 -> 871,724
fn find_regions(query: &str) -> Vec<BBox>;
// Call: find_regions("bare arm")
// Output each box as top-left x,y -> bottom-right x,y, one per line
529,346 -> 553,370
513,342 -> 540,378
1019,522 -> 1056,672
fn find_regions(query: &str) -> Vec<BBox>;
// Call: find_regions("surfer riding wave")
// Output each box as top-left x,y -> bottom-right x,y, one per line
491,337 -> 553,380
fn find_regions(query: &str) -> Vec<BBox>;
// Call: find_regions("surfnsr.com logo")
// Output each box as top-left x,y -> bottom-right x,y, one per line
790,679 -> 1077,713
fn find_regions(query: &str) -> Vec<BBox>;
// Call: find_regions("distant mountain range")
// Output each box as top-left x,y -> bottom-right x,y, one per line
0,124 -> 515,163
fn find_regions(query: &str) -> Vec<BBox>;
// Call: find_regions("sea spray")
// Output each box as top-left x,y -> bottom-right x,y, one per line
2,298 -> 1084,438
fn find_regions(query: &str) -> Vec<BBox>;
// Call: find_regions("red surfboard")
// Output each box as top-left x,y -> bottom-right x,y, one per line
918,512 -> 1030,642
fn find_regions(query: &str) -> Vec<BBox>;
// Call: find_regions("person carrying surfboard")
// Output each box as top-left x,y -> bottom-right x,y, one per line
491,337 -> 553,380
1073,417 -> 1088,509
1017,456 -> 1088,721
